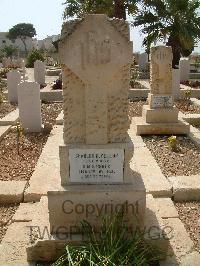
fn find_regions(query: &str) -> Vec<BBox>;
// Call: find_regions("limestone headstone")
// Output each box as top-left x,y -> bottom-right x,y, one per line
17,82 -> 42,132
138,52 -> 148,70
7,70 -> 21,103
34,60 -> 46,85
48,14 -> 145,233
172,68 -> 181,100
134,45 -> 190,135
180,58 -> 190,81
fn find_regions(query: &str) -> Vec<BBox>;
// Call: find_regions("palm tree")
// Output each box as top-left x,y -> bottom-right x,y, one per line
63,0 -> 138,20
133,0 -> 200,68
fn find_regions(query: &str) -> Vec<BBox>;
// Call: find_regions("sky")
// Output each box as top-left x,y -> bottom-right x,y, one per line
0,0 -> 199,53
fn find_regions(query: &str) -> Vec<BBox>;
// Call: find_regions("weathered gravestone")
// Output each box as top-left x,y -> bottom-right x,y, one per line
26,14 -> 146,261
134,45 -> 190,135
180,58 -> 190,81
34,60 -> 46,85
138,52 -> 148,70
17,82 -> 42,132
7,70 -> 21,103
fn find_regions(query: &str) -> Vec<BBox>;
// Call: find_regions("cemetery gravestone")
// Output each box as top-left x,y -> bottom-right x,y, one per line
34,60 -> 46,85
17,82 -> 42,132
7,70 -> 21,103
49,14 -> 145,232
134,45 -> 190,135
26,15 -> 146,261
138,52 -> 148,70
180,58 -> 190,81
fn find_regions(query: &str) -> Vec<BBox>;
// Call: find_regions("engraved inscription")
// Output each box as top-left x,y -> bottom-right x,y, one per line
69,149 -> 124,183
80,31 -> 111,68
152,96 -> 173,108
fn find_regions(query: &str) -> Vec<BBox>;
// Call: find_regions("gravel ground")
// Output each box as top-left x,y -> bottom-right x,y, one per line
0,204 -> 18,243
0,102 -> 16,119
0,103 -> 62,181
175,202 -> 200,253
129,100 -> 146,117
143,135 -> 200,177
175,100 -> 200,114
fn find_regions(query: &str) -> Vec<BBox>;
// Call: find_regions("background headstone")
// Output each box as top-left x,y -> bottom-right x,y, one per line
34,60 -> 46,85
180,58 -> 190,81
172,68 -> 181,100
17,81 -> 42,132
138,52 -> 148,70
135,45 -> 190,135
7,70 -> 21,103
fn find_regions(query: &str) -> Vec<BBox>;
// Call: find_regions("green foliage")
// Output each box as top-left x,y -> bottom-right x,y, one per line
133,0 -> 200,67
63,0 -> 138,20
1,45 -> 17,57
7,23 -> 36,54
26,49 -> 45,68
52,214 -> 166,266
168,135 -> 179,152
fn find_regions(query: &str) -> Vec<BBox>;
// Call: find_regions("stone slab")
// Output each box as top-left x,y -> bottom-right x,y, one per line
180,251 -> 200,266
143,105 -> 179,123
153,198 -> 179,219
0,108 -> 19,126
182,114 -> 200,126
132,146 -> 172,197
0,221 -> 35,266
189,131 -> 200,148
0,125 -> 11,141
48,183 -> 146,233
162,218 -> 194,262
0,181 -> 27,204
168,175 -> 200,201
128,88 -> 149,100
133,117 -> 190,135
24,126 -> 63,202
26,194 -> 169,261
12,202 -> 41,222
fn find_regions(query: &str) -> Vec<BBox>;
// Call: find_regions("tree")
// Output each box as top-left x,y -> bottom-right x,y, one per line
7,23 -> 36,55
63,0 -> 138,20
133,0 -> 200,68
1,45 -> 17,57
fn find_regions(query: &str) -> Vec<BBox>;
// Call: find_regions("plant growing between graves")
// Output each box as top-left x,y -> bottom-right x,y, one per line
168,135 -> 179,152
49,214 -> 166,266
26,49 -> 45,68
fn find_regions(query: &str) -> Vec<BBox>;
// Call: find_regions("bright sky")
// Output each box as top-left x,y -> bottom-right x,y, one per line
0,0 -> 199,53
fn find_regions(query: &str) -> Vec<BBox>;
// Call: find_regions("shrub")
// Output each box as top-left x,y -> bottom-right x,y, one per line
26,49 -> 44,68
51,214 -> 166,266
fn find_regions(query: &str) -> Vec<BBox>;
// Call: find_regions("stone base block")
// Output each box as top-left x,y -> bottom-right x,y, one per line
26,195 -> 169,262
142,105 -> 179,123
133,117 -> 190,135
48,183 -> 146,234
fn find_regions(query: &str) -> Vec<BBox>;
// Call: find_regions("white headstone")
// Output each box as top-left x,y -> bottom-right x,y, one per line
34,60 -> 45,85
138,52 -> 148,70
17,82 -> 42,132
172,68 -> 181,100
7,70 -> 21,103
180,58 -> 190,81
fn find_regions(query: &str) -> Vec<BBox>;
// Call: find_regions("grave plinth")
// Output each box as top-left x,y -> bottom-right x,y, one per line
134,46 -> 190,135
48,14 -> 145,233
26,14 -> 146,261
